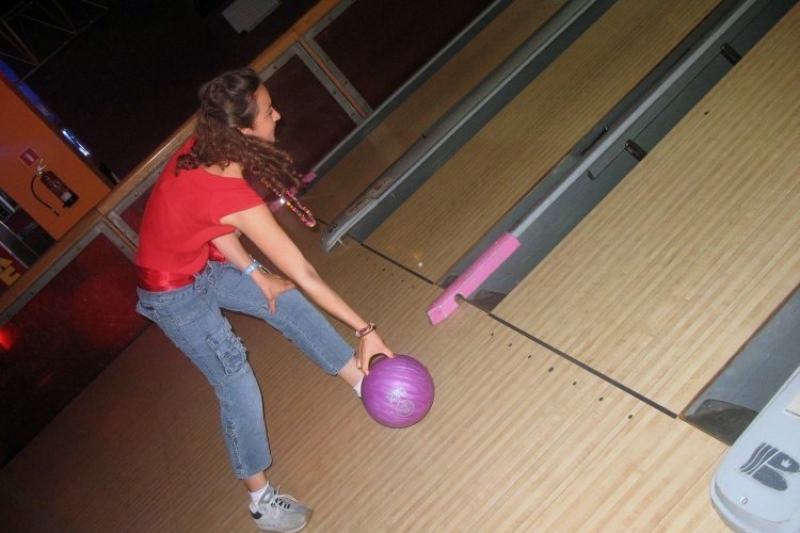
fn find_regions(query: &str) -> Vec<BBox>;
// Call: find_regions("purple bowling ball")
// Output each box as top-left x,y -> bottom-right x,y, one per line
362,355 -> 435,428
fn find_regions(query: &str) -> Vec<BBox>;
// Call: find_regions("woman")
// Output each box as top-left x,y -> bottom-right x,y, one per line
135,68 -> 393,533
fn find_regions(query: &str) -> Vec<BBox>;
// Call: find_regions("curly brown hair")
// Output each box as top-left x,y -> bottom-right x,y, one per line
177,68 -> 300,194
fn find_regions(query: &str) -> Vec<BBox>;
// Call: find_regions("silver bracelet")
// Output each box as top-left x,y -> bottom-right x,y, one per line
243,259 -> 261,277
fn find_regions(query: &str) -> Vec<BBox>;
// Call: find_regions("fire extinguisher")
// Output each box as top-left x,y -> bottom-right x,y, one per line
31,161 -> 79,215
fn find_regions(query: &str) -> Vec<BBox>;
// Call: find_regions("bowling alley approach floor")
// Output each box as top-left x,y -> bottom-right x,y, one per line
0,214 -> 730,533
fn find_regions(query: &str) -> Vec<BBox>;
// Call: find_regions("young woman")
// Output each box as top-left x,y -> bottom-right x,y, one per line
135,68 -> 393,533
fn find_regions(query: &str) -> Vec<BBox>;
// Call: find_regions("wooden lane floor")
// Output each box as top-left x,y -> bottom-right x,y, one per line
493,3 -> 800,416
364,0 -> 722,282
1,214 -> 729,532
304,0 -> 568,223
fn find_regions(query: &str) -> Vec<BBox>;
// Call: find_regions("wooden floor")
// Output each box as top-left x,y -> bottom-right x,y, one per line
3,0 -> 799,531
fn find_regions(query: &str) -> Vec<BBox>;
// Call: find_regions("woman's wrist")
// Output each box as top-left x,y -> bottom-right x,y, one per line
242,258 -> 261,276
354,322 -> 376,338
243,258 -> 272,277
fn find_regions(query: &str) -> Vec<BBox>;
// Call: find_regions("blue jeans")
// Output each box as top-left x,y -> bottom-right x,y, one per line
136,260 -> 354,479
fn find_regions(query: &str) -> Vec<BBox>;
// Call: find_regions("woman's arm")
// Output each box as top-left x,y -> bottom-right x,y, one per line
220,204 -> 393,371
210,232 -> 295,314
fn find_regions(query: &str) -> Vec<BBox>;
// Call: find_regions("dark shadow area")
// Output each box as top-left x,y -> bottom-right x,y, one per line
0,234 -> 150,466
315,0 -> 493,108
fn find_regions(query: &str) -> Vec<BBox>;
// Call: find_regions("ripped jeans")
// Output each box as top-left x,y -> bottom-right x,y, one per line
136,260 -> 354,479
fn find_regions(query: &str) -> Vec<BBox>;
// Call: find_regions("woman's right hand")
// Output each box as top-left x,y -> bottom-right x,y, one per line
357,331 -> 394,375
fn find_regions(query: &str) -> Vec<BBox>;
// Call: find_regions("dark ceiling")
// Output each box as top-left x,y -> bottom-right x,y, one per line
5,0 -> 317,180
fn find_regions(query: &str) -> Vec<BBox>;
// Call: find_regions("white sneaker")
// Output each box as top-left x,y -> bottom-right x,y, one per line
251,486 -> 311,533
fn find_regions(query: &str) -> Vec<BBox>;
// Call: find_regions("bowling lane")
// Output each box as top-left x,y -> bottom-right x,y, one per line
471,401 -> 727,533
364,0 -> 722,281
305,0 -> 568,223
494,3 -> 800,414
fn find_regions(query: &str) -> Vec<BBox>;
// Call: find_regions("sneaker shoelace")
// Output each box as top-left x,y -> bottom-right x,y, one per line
263,488 -> 309,518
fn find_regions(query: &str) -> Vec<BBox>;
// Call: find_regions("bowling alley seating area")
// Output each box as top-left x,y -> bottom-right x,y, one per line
1,0 -> 799,531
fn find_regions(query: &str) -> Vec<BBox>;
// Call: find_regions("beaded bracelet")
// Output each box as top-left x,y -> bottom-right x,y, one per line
355,322 -> 376,338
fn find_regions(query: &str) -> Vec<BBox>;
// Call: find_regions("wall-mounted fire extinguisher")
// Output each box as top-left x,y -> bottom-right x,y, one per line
31,160 -> 79,216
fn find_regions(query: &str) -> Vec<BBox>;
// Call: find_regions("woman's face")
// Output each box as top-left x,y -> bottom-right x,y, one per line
241,85 -> 281,142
